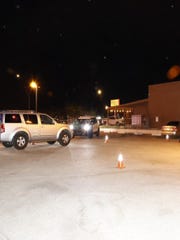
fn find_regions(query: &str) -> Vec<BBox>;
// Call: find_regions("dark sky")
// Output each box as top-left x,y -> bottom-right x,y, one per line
1,1 -> 180,113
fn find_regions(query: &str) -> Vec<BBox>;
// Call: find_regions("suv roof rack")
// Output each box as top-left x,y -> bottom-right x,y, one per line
0,110 -> 35,113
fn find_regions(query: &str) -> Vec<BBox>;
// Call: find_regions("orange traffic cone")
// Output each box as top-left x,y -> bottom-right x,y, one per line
104,135 -> 109,143
166,134 -> 169,140
117,154 -> 125,169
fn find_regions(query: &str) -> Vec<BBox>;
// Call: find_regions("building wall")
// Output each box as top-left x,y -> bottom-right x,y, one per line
120,99 -> 149,128
127,101 -> 148,116
148,81 -> 180,128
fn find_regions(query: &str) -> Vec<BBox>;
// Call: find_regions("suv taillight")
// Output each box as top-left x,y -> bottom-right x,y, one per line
0,123 -> 5,133
173,126 -> 177,131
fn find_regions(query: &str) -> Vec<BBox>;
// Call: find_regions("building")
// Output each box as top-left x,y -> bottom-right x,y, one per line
148,80 -> 180,128
107,80 -> 180,129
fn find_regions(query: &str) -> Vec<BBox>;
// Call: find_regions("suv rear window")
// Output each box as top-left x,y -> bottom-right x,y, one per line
5,114 -> 21,123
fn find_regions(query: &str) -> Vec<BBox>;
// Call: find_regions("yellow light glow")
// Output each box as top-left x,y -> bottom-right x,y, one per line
30,81 -> 37,89
97,89 -> 102,95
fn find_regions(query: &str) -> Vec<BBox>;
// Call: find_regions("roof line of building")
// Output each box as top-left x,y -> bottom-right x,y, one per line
120,98 -> 148,107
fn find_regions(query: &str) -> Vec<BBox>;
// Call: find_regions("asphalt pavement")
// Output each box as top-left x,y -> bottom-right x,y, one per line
0,135 -> 180,240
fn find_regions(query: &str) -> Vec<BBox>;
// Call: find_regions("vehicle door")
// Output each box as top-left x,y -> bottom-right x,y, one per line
91,118 -> 99,132
108,116 -> 116,125
39,114 -> 57,140
23,114 -> 40,140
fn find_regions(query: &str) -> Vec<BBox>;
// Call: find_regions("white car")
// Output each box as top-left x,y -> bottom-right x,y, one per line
0,110 -> 72,150
107,116 -> 124,126
70,116 -> 100,138
161,121 -> 180,138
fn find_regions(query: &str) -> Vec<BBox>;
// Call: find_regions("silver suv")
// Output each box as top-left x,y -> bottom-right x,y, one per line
70,116 -> 100,138
0,110 -> 72,150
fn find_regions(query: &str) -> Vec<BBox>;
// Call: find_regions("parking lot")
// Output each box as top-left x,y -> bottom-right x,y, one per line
0,134 -> 180,240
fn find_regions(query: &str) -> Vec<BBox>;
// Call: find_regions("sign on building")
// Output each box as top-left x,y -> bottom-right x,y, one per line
131,114 -> 142,126
110,99 -> 120,107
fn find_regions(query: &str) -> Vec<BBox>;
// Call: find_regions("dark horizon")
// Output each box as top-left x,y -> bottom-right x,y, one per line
1,1 -> 180,113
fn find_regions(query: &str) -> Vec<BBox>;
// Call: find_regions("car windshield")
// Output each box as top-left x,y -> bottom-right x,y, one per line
73,118 -> 93,124
167,121 -> 179,126
78,119 -> 91,124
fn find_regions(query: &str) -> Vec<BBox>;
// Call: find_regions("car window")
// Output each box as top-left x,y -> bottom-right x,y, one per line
78,119 -> 87,124
77,118 -> 97,124
90,118 -> 96,124
73,119 -> 79,124
92,118 -> 97,124
5,114 -> 21,123
40,114 -> 54,125
167,121 -> 180,126
23,114 -> 38,124
0,114 -> 2,123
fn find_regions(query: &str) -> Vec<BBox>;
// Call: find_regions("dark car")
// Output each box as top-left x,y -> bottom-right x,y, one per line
70,116 -> 100,138
161,121 -> 180,138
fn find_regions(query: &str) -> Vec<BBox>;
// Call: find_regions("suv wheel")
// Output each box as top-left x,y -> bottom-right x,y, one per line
13,132 -> 29,150
2,141 -> 13,148
58,130 -> 71,146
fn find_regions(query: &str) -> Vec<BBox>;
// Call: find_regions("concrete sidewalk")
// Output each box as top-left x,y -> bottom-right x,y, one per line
100,126 -> 162,136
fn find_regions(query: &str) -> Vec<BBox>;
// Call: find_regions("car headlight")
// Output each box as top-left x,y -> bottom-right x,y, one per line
84,123 -> 91,131
69,124 -> 74,130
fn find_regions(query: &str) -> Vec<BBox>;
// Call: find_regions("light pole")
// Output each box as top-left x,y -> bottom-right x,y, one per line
30,80 -> 38,112
96,89 -> 103,115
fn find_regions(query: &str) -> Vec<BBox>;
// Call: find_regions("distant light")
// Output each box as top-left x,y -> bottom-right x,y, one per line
167,65 -> 180,80
96,116 -> 101,120
97,89 -> 102,95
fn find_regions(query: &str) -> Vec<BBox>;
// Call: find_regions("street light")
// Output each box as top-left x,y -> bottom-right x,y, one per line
30,80 -> 38,112
96,89 -> 103,115
97,89 -> 102,96
16,73 -> 20,78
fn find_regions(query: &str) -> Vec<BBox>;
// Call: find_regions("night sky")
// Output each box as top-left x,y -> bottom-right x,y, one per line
1,1 -> 180,113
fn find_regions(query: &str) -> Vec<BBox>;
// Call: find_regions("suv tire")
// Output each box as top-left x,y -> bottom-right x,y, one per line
13,132 -> 29,150
58,130 -> 71,146
2,141 -> 13,148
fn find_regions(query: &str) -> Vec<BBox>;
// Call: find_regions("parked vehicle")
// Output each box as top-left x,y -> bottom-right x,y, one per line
0,110 -> 72,150
107,116 -> 125,126
70,116 -> 100,138
161,121 -> 180,138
